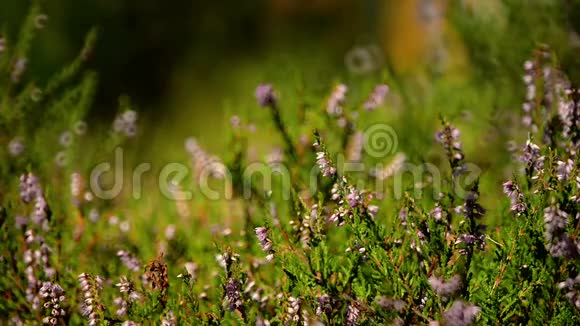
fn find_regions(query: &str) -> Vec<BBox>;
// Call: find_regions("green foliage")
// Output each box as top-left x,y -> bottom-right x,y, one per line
1,2 -> 580,325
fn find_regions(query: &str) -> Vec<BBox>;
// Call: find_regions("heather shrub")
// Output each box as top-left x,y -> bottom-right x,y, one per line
1,2 -> 580,326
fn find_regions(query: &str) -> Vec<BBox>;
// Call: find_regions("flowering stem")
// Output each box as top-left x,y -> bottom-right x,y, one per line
269,103 -> 297,162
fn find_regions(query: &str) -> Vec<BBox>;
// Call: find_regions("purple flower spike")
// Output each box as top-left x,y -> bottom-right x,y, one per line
255,84 -> 277,107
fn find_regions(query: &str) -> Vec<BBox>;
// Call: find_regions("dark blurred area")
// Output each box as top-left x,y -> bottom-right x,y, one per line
1,0 -> 579,124
0,0 -> 374,117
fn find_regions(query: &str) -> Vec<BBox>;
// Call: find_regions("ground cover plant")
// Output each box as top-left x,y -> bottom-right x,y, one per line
1,1 -> 580,325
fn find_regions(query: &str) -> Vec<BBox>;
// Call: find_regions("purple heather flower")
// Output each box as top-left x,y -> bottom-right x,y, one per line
255,84 -> 277,107
544,206 -> 569,240
112,110 -> 138,137
346,131 -> 364,162
557,159 -> 574,181
558,274 -> 580,310
329,206 -> 352,227
117,250 -> 141,272
430,206 -> 445,222
113,297 -> 128,317
345,302 -> 361,326
548,235 -> 577,258
376,297 -> 405,311
287,297 -> 300,323
316,151 -> 336,177
161,310 -> 176,326
327,84 -> 347,116
520,139 -> 544,171
39,281 -> 66,325
364,84 -> 389,111
558,96 -> 576,135
216,252 -> 239,272
455,190 -> 487,254
543,206 -> 577,257
255,227 -> 274,261
256,316 -> 271,326
78,273 -> 103,326
456,233 -> 486,252
502,180 -> 526,215
442,300 -> 480,326
11,57 -> 27,83
184,137 -> 227,179
8,137 -> 25,156
19,173 -> 43,204
19,174 -> 51,231
225,278 -> 243,312
367,205 -> 379,218
464,191 -> 485,220
428,275 -> 462,300
115,276 -> 134,294
346,187 -> 362,208
316,294 -> 335,316
435,123 -> 465,174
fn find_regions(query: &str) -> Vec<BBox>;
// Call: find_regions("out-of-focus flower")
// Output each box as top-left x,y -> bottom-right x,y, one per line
364,84 -> 389,111
287,296 -> 300,323
428,275 -> 462,300
557,159 -> 574,181
185,137 -> 227,180
34,14 -> 48,29
74,121 -> 88,135
544,205 -> 577,258
255,227 -> 274,262
112,110 -> 138,137
430,206 -> 445,222
54,151 -> 68,167
255,84 -> 277,107
117,250 -> 141,272
558,274 -> 580,310
161,310 -> 176,326
346,131 -> 364,162
78,273 -> 103,326
376,297 -> 405,311
12,58 -> 27,83
442,300 -> 480,326
8,137 -> 25,156
327,84 -> 347,116
316,294 -> 335,316
316,151 -> 336,177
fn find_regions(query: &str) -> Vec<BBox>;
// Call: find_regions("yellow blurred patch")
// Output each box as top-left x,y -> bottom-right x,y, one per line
383,0 -> 469,78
